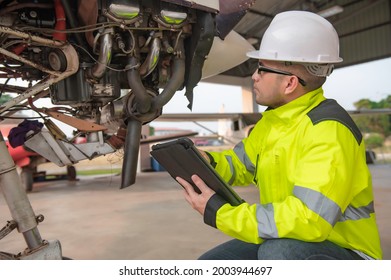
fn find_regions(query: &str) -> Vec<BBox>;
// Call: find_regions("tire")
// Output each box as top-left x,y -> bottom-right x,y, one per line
366,150 -> 376,164
20,167 -> 34,192
67,165 -> 77,181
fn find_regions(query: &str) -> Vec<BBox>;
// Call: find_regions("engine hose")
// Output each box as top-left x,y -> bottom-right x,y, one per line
126,56 -> 152,114
151,38 -> 185,111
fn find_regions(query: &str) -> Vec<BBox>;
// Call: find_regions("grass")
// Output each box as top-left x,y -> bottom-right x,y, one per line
372,146 -> 391,164
76,168 -> 122,176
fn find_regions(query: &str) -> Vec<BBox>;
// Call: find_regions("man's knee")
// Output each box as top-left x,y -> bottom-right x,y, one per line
257,239 -> 355,260
257,239 -> 294,260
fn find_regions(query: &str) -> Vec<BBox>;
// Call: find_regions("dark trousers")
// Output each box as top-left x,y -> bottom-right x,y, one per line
198,238 -> 364,260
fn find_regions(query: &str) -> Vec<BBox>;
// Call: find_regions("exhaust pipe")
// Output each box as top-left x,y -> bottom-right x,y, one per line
126,56 -> 152,114
120,37 -> 154,188
120,117 -> 142,188
139,36 -> 161,78
120,39 -> 185,188
90,28 -> 113,80
151,38 -> 185,111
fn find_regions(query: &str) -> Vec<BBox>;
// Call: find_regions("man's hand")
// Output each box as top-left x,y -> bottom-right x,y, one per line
198,149 -> 210,162
176,175 -> 215,216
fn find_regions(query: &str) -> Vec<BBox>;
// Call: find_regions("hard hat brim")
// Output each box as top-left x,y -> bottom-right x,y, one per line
246,50 -> 343,64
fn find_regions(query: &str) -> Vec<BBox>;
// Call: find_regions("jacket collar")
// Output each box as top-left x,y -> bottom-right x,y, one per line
262,87 -> 326,125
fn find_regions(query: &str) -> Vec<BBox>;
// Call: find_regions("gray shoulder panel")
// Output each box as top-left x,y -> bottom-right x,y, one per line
307,99 -> 362,144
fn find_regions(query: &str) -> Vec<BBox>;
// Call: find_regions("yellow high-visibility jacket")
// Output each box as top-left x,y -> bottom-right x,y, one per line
204,87 -> 382,259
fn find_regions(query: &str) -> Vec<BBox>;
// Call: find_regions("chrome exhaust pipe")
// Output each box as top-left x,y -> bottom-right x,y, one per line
139,36 -> 161,78
90,28 -> 113,80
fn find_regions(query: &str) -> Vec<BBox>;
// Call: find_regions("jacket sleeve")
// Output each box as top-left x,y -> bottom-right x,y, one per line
207,135 -> 259,187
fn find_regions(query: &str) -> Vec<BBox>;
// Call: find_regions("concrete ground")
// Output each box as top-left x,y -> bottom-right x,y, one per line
0,163 -> 390,260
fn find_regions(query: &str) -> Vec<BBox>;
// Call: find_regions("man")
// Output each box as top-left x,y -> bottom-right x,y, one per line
176,10 -> 383,260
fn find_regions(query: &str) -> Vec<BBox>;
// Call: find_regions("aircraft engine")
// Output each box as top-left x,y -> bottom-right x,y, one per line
0,0 -> 255,188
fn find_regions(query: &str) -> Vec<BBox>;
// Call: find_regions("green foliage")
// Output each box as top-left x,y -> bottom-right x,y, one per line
352,95 -> 391,138
364,133 -> 385,149
0,93 -> 12,105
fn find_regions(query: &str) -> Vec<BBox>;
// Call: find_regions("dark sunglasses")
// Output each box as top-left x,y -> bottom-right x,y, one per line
257,63 -> 307,86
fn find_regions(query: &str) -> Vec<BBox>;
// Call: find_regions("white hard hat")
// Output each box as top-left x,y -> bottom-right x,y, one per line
247,11 -> 343,76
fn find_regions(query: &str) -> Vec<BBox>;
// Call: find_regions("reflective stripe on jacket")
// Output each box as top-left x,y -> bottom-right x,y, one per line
205,87 -> 383,259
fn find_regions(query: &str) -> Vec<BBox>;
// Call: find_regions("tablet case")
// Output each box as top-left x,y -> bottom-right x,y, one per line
150,137 -> 245,206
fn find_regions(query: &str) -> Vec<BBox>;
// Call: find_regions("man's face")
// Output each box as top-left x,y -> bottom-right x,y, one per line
251,60 -> 288,108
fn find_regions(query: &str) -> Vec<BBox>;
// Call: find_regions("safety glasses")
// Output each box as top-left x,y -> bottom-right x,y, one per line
257,63 -> 306,86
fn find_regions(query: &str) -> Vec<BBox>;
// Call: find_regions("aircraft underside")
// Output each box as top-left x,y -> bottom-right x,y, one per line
0,0 -> 255,188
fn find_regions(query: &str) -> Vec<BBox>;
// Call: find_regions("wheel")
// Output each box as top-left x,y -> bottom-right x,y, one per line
67,165 -> 77,181
366,150 -> 376,164
20,167 -> 34,192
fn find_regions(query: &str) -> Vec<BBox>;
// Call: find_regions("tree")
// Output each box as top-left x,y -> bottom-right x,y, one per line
352,95 -> 391,137
0,93 -> 12,105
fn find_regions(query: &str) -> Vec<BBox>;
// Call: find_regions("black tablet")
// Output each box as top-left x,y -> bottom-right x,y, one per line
150,137 -> 245,206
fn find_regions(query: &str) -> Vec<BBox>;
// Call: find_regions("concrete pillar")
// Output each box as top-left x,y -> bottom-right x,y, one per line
203,75 -> 258,113
241,77 -> 258,113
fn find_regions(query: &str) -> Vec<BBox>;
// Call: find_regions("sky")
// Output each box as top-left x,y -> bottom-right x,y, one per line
151,57 -> 391,135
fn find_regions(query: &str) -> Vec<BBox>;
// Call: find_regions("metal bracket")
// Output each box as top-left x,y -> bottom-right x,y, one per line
18,240 -> 63,260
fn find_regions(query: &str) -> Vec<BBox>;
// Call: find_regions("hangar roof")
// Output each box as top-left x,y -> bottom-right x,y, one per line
226,0 -> 391,77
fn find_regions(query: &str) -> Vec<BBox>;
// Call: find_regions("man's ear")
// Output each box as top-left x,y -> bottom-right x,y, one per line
284,76 -> 299,95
